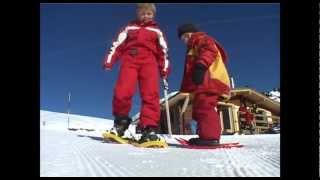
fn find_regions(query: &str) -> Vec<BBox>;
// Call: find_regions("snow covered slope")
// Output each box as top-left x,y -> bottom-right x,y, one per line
266,89 -> 280,102
40,110 -> 114,131
40,110 -> 280,177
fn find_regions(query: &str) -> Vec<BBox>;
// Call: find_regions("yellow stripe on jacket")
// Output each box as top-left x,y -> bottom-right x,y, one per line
208,51 -> 231,88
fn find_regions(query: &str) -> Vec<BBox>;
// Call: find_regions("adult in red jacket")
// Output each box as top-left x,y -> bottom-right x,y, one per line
102,4 -> 170,142
178,24 -> 231,146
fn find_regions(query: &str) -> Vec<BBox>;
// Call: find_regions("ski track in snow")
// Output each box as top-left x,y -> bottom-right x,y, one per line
40,110 -> 280,177
41,129 -> 144,177
41,129 -> 280,177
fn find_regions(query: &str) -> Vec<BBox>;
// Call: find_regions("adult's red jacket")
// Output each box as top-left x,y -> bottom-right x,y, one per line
180,32 -> 231,99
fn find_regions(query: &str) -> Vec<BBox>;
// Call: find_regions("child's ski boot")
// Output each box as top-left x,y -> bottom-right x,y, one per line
188,137 -> 220,146
110,116 -> 132,136
102,116 -> 133,143
132,126 -> 168,148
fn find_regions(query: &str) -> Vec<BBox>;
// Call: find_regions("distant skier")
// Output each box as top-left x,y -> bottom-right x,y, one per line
246,107 -> 255,134
238,103 -> 247,133
239,103 -> 255,134
102,3 -> 170,144
177,23 -> 231,146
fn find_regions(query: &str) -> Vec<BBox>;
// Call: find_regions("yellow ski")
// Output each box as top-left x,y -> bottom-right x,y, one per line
102,131 -> 168,148
102,131 -> 130,144
130,140 -> 168,148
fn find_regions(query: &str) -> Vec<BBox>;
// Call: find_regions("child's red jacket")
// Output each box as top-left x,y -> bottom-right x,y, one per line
103,20 -> 170,77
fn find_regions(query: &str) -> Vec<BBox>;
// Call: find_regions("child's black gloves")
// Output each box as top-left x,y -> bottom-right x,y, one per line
192,63 -> 207,85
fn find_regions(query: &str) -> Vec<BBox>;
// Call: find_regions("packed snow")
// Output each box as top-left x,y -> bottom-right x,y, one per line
40,110 -> 280,177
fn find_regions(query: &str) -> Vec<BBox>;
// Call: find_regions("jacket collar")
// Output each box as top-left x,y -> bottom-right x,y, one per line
131,19 -> 157,27
187,32 -> 207,47
187,32 -> 228,63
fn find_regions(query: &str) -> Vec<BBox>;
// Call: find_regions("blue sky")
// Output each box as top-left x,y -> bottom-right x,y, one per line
40,3 -> 280,119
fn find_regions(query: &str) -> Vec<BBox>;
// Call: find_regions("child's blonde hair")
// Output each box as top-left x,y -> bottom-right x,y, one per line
136,3 -> 156,14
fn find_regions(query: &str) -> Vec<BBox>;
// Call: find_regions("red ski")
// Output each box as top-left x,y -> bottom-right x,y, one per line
175,137 -> 243,149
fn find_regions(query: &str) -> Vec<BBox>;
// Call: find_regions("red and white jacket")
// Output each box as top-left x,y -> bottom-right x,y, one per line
103,20 -> 170,77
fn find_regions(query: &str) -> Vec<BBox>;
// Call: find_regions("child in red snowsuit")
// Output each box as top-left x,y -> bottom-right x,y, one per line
102,4 -> 170,143
177,24 -> 231,146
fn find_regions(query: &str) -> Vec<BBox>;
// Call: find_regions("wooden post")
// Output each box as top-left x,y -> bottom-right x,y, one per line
179,95 -> 190,135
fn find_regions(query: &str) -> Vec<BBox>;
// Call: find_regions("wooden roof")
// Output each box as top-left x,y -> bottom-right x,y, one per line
159,92 -> 188,109
229,88 -> 280,115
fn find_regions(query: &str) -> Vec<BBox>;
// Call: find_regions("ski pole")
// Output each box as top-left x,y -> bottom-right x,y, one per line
163,79 -> 172,135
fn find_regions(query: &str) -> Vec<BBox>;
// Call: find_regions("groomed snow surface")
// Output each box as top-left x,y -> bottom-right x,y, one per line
40,110 -> 280,177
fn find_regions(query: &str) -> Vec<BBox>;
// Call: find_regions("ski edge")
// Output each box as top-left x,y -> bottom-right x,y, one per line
174,137 -> 243,149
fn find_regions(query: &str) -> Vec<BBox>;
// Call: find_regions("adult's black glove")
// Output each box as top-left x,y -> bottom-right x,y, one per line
192,63 -> 207,85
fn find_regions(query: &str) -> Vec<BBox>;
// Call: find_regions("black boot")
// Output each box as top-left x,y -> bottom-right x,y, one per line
109,116 -> 132,137
188,138 -> 220,146
138,126 -> 160,144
